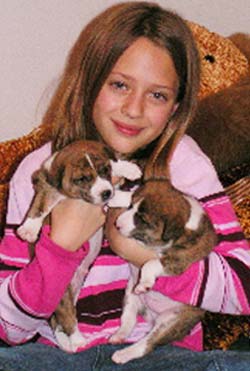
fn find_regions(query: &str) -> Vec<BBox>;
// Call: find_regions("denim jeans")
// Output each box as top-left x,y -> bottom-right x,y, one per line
0,343 -> 250,371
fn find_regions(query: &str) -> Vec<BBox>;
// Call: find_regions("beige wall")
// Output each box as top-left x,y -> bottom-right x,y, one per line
1,0 -> 249,140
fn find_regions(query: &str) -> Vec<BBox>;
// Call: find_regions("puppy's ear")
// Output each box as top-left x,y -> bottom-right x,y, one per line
31,169 -> 45,191
162,218 -> 184,242
46,164 -> 65,190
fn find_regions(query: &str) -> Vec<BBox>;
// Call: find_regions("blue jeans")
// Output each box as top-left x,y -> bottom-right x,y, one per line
0,343 -> 250,371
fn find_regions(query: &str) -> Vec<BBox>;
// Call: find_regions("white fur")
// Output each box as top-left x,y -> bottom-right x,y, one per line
43,152 -> 58,171
184,195 -> 204,231
111,307 -> 182,364
115,200 -> 141,235
54,325 -> 87,353
85,153 -> 95,170
17,192 -> 65,242
110,264 -> 184,364
110,159 -> 142,180
107,190 -> 133,208
17,154 -> 143,352
17,216 -> 45,243
90,176 -> 114,204
90,159 -> 141,205
134,259 -> 165,294
109,268 -> 143,345
70,228 -> 103,304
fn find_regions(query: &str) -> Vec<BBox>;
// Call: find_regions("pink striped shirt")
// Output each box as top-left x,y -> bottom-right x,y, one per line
0,135 -> 249,351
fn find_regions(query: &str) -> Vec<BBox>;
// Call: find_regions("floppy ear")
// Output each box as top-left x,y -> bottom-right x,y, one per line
45,164 -> 65,190
162,217 -> 184,242
31,169 -> 46,191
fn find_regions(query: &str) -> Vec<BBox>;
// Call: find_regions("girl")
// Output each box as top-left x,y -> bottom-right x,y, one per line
0,2 -> 250,370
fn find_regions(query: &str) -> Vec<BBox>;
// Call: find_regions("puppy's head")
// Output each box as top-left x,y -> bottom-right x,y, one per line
115,180 -> 191,249
44,141 -> 114,205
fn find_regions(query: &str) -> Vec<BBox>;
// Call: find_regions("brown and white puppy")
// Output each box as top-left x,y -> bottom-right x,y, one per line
109,179 -> 217,364
17,140 -> 142,352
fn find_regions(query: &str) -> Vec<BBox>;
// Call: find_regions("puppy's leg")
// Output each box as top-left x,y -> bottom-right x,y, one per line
112,303 -> 204,364
17,186 -> 65,243
109,266 -> 143,344
134,259 -> 165,294
51,231 -> 103,352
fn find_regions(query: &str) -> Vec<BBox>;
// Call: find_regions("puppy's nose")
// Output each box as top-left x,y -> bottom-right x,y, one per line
101,189 -> 112,202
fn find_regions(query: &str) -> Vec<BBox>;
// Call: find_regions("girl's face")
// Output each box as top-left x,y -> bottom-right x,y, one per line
93,37 -> 179,155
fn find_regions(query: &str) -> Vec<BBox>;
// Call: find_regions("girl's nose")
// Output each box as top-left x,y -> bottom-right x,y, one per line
121,92 -> 144,118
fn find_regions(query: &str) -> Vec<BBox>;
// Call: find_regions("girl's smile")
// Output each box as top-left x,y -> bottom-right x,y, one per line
93,37 -> 179,155
112,119 -> 143,137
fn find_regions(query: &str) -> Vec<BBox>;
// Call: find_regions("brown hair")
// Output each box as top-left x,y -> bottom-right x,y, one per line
43,1 -> 200,177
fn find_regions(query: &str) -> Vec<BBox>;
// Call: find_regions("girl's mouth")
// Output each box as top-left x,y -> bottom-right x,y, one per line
113,120 -> 143,136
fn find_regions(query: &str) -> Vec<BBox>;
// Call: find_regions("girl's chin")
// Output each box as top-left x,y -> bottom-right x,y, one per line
105,139 -> 139,155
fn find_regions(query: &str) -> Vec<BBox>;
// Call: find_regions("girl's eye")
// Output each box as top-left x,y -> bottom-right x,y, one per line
151,91 -> 167,102
110,80 -> 128,91
98,166 -> 111,178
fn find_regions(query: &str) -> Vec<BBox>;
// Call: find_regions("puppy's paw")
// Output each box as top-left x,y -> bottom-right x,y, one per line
17,218 -> 42,242
111,160 -> 142,180
112,344 -> 143,364
55,326 -> 87,353
109,330 -> 127,345
112,349 -> 131,364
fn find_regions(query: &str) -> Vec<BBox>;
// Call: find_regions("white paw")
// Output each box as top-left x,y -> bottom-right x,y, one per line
17,218 -> 41,242
109,330 -> 127,345
112,345 -> 143,364
111,160 -> 142,180
55,327 -> 87,353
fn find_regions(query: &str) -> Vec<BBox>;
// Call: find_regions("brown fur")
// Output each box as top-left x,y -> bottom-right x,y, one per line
110,179 -> 216,363
229,33 -> 250,63
130,179 -> 217,274
187,76 -> 250,174
146,305 -> 204,352
34,140 -> 113,204
18,140 -> 115,351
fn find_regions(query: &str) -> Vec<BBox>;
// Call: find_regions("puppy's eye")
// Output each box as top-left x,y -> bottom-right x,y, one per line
73,175 -> 92,185
98,166 -> 111,178
134,213 -> 148,226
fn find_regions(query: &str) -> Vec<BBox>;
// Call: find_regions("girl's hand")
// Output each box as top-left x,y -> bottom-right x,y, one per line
105,208 -> 157,267
50,198 -> 106,252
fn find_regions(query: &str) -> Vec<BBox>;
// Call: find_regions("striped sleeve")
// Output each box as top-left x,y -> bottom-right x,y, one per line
0,226 -> 88,345
153,192 -> 250,315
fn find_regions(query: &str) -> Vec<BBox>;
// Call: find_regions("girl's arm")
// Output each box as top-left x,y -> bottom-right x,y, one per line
0,225 -> 88,345
0,146 -> 105,344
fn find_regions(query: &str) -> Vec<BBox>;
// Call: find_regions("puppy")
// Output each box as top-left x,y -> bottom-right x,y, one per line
17,140 -> 142,352
109,179 -> 217,364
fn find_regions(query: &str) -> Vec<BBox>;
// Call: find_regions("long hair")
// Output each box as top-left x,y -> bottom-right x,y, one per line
43,2 -> 200,178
